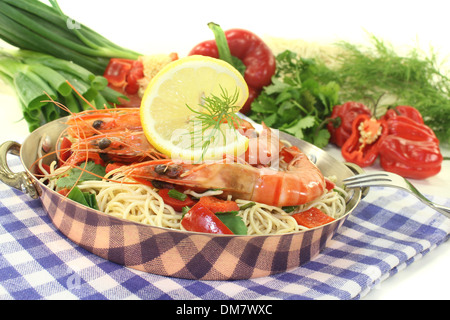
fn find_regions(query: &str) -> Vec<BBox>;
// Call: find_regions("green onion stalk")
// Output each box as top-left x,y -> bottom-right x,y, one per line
0,0 -> 142,131
0,49 -> 125,131
0,0 -> 141,74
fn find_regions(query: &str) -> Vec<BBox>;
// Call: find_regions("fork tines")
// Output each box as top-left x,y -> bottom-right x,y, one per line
343,172 -> 392,188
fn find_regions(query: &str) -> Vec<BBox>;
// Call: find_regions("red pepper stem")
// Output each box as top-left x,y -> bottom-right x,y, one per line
207,22 -> 246,76
207,22 -> 234,66
314,117 -> 335,135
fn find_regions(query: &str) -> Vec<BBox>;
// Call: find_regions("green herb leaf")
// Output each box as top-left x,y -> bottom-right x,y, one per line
186,86 -> 243,162
249,50 -> 340,147
313,128 -> 331,149
216,211 -> 248,235
67,186 -> 99,210
322,34 -> 450,143
283,116 -> 316,140
56,161 -> 106,189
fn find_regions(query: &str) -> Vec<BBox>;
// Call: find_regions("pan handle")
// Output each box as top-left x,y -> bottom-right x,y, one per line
0,141 -> 39,199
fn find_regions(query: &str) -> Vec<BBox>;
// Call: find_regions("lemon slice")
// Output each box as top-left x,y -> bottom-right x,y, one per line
140,55 -> 249,162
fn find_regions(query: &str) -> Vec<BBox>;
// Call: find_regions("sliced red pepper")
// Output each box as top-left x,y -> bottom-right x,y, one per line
341,114 -> 387,167
103,58 -> 145,104
325,178 -> 336,191
34,163 -> 51,176
105,162 -> 126,174
58,188 -> 71,197
292,207 -> 335,228
125,60 -> 144,95
327,102 -> 372,147
64,152 -> 105,167
378,135 -> 442,179
158,188 -> 197,212
181,202 -> 234,234
279,145 -> 300,164
59,136 -> 72,163
198,196 -> 239,213
103,58 -> 134,87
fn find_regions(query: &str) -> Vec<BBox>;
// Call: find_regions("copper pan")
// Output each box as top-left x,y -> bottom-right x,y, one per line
0,117 -> 366,280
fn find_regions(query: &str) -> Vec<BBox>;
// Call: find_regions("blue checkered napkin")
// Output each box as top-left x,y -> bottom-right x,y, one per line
0,157 -> 449,300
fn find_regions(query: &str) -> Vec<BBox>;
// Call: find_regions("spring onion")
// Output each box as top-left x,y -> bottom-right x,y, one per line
168,189 -> 188,202
0,49 -> 126,131
0,0 -> 140,75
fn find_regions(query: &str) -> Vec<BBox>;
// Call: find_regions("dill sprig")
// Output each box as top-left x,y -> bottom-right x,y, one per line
322,34 -> 450,143
186,86 -> 243,162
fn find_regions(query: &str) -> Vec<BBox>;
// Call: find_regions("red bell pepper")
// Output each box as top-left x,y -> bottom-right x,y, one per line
158,188 -> 197,212
378,135 -> 443,179
181,202 -> 234,234
105,162 -> 126,174
377,106 -> 442,179
64,152 -> 105,167
103,58 -> 144,95
103,58 -> 133,87
125,62 -> 144,95
292,207 -> 335,228
382,105 -> 424,124
59,136 -> 72,163
189,23 -> 276,114
341,114 -> 388,167
384,115 -> 439,144
327,101 -> 372,147
198,196 -> 239,213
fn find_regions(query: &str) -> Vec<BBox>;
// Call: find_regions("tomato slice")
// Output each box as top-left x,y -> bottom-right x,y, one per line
292,207 -> 335,228
158,188 -> 196,212
181,202 -> 233,234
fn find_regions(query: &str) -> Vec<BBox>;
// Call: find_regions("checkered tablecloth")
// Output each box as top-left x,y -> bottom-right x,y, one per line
1,158 -> 449,300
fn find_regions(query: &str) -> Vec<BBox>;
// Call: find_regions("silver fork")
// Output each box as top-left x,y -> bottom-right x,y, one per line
343,171 -> 450,219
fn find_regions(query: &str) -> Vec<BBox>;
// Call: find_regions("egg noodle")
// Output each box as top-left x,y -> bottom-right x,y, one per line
40,161 -> 348,235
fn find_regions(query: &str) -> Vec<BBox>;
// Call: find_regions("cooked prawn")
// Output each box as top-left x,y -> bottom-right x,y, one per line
118,143 -> 326,207
66,108 -> 142,138
64,130 -> 166,166
63,108 -> 166,166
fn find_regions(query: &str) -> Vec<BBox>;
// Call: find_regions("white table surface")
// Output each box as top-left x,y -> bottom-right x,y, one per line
1,0 -> 449,300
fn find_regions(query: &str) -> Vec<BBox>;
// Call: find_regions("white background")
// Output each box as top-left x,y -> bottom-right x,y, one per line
0,0 -> 449,300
